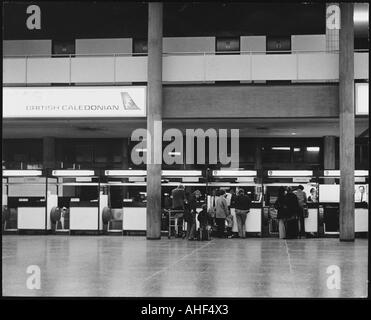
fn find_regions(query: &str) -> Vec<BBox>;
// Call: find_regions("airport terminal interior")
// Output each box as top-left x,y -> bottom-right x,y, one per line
2,2 -> 369,297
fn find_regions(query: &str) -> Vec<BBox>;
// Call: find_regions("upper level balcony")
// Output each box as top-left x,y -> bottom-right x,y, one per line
3,49 -> 369,85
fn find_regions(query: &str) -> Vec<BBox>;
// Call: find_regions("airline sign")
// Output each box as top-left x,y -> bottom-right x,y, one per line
3,86 -> 146,118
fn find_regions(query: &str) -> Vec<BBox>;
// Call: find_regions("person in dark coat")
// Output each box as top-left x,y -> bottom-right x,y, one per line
274,186 -> 288,239
235,188 -> 252,238
197,204 -> 213,240
171,184 -> 186,237
284,187 -> 300,239
185,189 -> 201,240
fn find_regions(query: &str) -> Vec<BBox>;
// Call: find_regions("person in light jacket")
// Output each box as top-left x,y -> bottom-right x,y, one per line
215,189 -> 229,238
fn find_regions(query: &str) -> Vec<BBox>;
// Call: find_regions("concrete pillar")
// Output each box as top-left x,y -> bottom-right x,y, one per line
339,3 -> 355,241
323,136 -> 336,184
43,137 -> 55,169
146,2 -> 163,240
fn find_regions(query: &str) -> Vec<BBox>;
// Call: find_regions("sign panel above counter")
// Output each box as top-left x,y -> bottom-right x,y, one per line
3,86 -> 146,118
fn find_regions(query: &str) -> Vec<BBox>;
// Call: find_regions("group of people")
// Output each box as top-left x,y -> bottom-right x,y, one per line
274,185 -> 308,239
169,184 -> 252,240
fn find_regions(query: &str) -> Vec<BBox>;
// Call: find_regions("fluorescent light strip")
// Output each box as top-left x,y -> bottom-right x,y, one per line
105,170 -> 147,176
162,170 -> 202,177
324,170 -> 369,177
268,170 -> 313,177
52,170 -> 95,177
306,147 -> 320,152
3,170 -> 42,177
272,147 -> 290,151
213,170 -> 257,177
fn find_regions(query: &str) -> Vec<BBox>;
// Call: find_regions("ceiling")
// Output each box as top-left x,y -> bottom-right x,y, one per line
3,118 -> 368,139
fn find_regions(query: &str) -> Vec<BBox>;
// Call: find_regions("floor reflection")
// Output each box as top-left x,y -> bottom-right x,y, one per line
2,236 -> 368,297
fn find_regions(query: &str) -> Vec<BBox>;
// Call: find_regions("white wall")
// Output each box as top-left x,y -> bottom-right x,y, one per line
75,38 -> 133,55
291,35 -> 326,52
240,36 -> 266,53
3,40 -> 52,56
163,37 -> 215,53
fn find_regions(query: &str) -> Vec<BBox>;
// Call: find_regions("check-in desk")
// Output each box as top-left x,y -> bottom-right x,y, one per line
104,170 -> 147,235
2,170 -> 47,233
208,170 -> 262,236
319,170 -> 369,236
263,170 -> 318,236
104,170 -> 206,236
51,170 -> 100,234
161,170 -> 206,235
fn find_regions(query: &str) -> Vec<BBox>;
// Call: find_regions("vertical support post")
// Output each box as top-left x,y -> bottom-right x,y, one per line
146,2 -> 163,239
339,3 -> 355,241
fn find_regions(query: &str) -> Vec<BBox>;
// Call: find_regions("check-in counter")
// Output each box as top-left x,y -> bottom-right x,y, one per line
208,169 -> 262,236
319,170 -> 369,235
263,170 -> 318,236
162,170 -> 206,236
104,170 -> 147,234
2,170 -> 47,232
51,170 -> 100,233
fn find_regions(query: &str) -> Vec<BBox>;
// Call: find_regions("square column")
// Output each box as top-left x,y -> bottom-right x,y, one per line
146,2 -> 163,239
339,3 -> 355,241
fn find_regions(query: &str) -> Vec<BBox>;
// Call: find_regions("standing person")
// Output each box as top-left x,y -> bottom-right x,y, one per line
274,187 -> 288,239
171,184 -> 186,237
294,185 -> 307,238
234,189 -> 251,238
285,187 -> 300,239
186,190 -> 201,241
230,188 -> 237,209
207,188 -> 218,229
215,189 -> 229,238
197,204 -> 212,241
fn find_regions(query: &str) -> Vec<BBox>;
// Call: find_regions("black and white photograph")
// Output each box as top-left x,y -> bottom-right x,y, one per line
1,0 -> 370,308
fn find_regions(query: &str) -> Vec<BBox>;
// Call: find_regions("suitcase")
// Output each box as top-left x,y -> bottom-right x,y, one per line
285,218 -> 299,239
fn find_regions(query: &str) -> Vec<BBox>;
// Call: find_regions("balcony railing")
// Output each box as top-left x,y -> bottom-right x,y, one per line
3,49 -> 369,85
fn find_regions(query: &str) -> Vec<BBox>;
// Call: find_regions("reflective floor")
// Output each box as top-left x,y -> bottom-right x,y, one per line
2,236 -> 368,297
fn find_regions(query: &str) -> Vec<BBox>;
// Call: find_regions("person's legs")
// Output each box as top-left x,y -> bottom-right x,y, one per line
299,209 -> 306,237
235,210 -> 243,237
240,212 -> 247,238
188,217 -> 196,240
278,219 -> 286,239
216,218 -> 225,238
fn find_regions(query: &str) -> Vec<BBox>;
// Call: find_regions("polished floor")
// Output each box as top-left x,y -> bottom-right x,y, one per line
2,236 -> 368,297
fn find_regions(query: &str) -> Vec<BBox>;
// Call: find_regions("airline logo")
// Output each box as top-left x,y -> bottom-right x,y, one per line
121,92 -> 140,110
